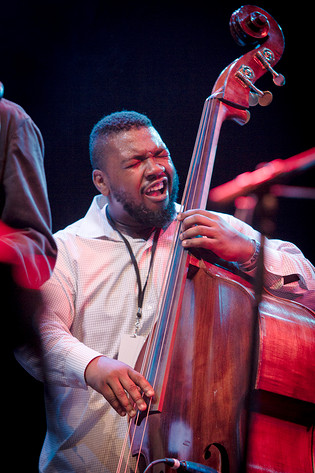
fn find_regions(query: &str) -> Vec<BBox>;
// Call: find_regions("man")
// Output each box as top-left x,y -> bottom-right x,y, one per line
18,111 -> 315,472
0,93 -> 57,350
0,92 -> 57,470
1,92 -> 57,371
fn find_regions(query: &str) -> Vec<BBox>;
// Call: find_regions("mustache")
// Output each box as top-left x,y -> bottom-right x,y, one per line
113,171 -> 179,228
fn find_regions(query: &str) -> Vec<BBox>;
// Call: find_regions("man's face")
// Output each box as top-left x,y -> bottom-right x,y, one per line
95,126 -> 179,228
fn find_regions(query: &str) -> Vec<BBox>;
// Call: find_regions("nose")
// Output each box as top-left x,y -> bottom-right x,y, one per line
144,157 -> 165,178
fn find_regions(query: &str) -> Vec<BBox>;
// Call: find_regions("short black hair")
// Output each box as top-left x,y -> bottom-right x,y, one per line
89,110 -> 152,170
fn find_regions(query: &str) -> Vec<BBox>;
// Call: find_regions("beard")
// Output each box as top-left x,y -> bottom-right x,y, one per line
111,170 -> 179,229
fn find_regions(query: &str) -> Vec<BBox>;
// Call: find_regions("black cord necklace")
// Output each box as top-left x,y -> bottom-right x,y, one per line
106,206 -> 160,335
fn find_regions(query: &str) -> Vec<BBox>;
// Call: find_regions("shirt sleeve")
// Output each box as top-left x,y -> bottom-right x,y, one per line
16,236 -> 102,389
219,212 -> 315,297
0,101 -> 57,288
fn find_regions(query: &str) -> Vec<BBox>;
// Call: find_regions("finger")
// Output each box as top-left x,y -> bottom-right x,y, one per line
178,209 -> 207,219
115,369 -> 154,416
101,384 -> 129,417
181,236 -> 211,249
122,382 -> 151,406
178,210 -> 206,224
107,377 -> 139,417
180,224 -> 215,242
178,209 -> 219,221
120,380 -> 148,413
179,214 -> 218,232
128,369 -> 155,400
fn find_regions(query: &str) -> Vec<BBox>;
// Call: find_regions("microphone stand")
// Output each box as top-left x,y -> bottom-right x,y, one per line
239,190 -> 275,473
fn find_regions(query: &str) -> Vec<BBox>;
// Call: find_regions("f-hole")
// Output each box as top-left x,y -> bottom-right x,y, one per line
203,443 -> 229,473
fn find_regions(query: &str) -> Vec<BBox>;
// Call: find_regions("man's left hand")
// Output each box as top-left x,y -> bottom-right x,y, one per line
178,209 -> 255,264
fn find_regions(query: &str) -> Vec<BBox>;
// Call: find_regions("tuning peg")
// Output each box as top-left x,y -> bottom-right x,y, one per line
257,90 -> 273,106
255,49 -> 286,86
249,92 -> 259,107
235,66 -> 273,107
249,90 -> 273,107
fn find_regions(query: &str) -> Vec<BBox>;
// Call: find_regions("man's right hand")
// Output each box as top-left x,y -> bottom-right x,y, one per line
84,356 -> 155,417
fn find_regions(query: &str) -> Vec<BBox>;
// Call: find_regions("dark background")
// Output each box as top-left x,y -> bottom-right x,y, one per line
1,1 -> 313,470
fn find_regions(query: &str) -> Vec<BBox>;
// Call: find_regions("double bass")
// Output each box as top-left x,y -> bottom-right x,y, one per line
122,6 -> 315,473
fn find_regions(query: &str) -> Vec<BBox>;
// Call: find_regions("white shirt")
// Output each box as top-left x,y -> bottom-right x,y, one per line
17,194 -> 315,473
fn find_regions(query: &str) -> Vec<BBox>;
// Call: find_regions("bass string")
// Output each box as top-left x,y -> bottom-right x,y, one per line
115,230 -> 180,473
115,419 -> 132,473
133,398 -> 153,473
115,402 -> 147,473
179,96 -> 213,210
115,137 -> 207,473
116,101 -> 213,472
133,215 -> 185,382
138,107 -> 214,384
115,313 -> 167,473
115,224 -> 187,473
131,98 -> 214,388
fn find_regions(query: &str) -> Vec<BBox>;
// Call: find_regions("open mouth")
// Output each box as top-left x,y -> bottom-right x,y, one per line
143,178 -> 168,200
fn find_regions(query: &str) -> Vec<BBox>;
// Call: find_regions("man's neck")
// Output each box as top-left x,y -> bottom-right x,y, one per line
106,208 -> 155,240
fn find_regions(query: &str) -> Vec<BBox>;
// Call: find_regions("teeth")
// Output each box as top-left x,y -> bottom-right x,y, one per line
146,182 -> 164,194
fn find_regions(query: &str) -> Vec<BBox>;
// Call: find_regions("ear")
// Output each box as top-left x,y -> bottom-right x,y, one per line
92,169 -> 110,196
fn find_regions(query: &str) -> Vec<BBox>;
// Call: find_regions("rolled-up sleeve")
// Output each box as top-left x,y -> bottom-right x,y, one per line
219,212 -> 315,297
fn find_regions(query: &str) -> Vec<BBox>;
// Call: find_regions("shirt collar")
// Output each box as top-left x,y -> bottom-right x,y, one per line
75,195 -> 116,239
75,194 -> 180,242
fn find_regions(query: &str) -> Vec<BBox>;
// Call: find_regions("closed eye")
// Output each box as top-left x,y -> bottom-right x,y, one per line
122,148 -> 171,169
124,160 -> 141,169
155,148 -> 171,159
